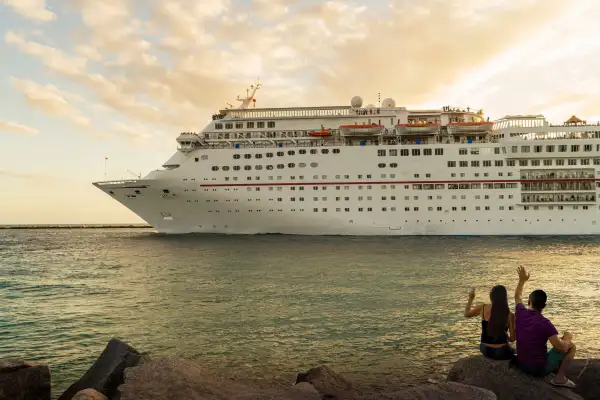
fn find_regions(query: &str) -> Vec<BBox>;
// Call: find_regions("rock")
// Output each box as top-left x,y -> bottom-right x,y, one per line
58,338 -> 141,400
72,389 -> 108,400
567,359 -> 600,400
357,382 -> 497,400
118,357 -> 320,400
447,355 -> 583,400
282,382 -> 322,399
296,365 -> 355,399
0,359 -> 51,400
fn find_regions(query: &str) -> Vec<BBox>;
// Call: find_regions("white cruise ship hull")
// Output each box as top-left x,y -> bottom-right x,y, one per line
94,142 -> 600,236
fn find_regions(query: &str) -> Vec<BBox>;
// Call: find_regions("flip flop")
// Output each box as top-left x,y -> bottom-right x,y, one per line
550,378 -> 576,388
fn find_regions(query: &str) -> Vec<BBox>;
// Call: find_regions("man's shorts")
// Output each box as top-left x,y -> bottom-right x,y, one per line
517,348 -> 567,377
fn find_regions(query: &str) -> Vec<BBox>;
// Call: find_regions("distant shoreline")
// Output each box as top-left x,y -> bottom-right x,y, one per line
0,225 -> 153,229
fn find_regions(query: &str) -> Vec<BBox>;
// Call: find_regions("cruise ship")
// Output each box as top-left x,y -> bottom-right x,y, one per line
94,83 -> 600,235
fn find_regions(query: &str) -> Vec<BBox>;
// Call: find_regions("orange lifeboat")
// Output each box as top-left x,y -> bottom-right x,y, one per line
308,129 -> 331,137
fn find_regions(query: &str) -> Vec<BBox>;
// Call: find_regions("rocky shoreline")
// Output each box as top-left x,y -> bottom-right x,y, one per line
1,338 -> 598,400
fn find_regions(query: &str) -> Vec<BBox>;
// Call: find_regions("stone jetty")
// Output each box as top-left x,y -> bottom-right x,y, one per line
1,338 -> 598,400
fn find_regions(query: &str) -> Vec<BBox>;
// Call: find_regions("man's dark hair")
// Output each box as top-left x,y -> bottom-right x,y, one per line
528,289 -> 547,311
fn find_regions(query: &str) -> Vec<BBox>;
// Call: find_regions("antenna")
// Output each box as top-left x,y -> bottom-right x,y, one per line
126,169 -> 141,179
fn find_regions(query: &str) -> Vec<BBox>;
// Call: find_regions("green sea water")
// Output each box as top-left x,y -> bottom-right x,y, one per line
1,229 -> 599,395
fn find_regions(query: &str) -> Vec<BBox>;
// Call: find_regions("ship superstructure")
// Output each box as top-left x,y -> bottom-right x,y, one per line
94,83 -> 600,235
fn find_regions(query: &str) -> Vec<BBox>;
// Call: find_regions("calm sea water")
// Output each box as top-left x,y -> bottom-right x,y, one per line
1,229 -> 599,395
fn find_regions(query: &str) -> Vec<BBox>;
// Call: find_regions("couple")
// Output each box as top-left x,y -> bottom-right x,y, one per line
464,266 -> 576,388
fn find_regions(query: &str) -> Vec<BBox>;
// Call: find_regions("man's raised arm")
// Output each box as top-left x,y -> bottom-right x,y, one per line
515,266 -> 530,305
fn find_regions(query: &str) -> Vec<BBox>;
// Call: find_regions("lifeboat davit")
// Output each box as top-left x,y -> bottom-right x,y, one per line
308,129 -> 331,137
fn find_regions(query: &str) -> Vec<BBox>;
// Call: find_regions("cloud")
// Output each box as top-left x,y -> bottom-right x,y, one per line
0,120 -> 39,135
5,0 -> 592,133
3,0 -> 56,22
10,78 -> 91,128
0,170 -> 48,180
4,31 -> 87,76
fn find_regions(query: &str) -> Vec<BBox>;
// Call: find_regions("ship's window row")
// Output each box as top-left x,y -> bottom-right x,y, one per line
195,205 -> 594,214
522,182 -> 594,191
520,169 -> 594,179
509,144 -> 600,154
214,121 -> 278,130
377,149 -> 444,156
521,194 -> 596,203
458,147 -> 502,155
230,148 -> 341,160
212,162 -> 321,171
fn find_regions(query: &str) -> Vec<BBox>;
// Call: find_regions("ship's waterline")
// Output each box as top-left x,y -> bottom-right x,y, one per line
94,84 -> 600,235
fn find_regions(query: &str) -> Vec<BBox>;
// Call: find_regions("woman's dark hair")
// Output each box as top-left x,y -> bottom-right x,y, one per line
488,285 -> 510,339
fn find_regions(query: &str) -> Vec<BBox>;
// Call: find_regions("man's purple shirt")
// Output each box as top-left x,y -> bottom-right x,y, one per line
515,303 -> 558,366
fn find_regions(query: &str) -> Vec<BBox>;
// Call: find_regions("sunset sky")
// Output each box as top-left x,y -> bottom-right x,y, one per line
1,0 -> 600,224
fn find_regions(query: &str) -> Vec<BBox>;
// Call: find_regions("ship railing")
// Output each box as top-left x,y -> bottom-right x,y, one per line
95,180 -> 140,186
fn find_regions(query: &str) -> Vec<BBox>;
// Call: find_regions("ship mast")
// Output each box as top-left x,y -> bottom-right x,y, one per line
236,79 -> 261,109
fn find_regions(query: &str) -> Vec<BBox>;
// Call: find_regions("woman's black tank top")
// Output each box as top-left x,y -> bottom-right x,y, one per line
480,304 -> 509,345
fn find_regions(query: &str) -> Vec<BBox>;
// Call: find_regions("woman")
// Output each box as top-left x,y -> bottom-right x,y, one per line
464,285 -> 515,360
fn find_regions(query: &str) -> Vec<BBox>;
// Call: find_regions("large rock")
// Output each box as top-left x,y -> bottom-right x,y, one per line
447,355 -> 583,400
296,365 -> 355,399
58,338 -> 141,400
0,359 -> 51,400
118,357 -> 320,400
357,382 -> 497,400
567,359 -> 600,400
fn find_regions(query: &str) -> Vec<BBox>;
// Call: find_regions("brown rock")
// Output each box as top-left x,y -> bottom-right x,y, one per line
118,357 -> 320,400
357,382 -> 497,399
567,358 -> 600,400
58,338 -> 141,400
0,359 -> 51,400
72,388 -> 108,400
296,365 -> 355,399
447,355 -> 583,400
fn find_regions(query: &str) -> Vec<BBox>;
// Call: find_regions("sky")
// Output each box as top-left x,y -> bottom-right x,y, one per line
1,0 -> 600,224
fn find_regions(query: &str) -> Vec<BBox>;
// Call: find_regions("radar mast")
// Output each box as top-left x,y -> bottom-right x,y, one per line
236,79 -> 261,109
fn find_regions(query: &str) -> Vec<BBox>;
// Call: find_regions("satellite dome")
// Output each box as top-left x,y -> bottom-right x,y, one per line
381,98 -> 396,108
351,96 -> 363,108
366,104 -> 375,108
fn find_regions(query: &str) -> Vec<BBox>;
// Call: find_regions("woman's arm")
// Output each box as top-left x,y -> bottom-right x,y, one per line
464,288 -> 482,318
508,312 -> 516,342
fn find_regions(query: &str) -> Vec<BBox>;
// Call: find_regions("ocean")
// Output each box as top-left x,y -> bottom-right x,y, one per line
1,229 -> 599,395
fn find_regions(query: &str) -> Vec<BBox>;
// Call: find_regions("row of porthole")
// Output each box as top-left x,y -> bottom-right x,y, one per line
211,163 -> 319,171
233,148 -> 341,160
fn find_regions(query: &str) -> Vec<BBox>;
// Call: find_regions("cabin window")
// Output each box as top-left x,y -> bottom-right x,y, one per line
435,148 -> 443,156
215,123 -> 223,129
424,149 -> 432,156
333,149 -> 341,154
412,149 -> 420,156
571,145 -> 580,152
247,122 -> 254,128
225,123 -> 233,129
257,122 -> 265,128
236,122 -> 243,129
267,121 -> 275,128
378,150 -> 386,156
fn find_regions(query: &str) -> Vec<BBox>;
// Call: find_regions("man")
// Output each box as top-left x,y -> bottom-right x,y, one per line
514,266 -> 576,387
